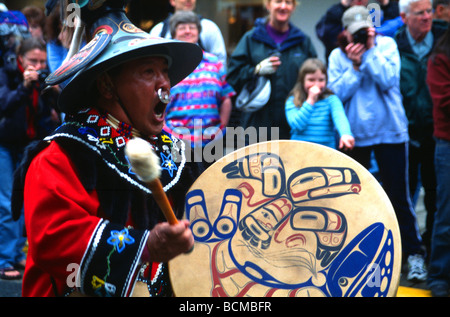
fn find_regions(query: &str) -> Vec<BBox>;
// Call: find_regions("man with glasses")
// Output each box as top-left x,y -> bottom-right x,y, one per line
394,0 -> 447,283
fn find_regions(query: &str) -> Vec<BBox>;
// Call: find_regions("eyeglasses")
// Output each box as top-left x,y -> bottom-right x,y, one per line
410,8 -> 433,16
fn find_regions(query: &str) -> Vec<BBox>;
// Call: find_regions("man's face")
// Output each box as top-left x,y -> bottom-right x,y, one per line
170,0 -> 196,11
401,0 -> 433,41
111,56 -> 171,136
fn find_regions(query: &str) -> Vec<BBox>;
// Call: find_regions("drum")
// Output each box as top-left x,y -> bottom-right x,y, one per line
169,141 -> 401,297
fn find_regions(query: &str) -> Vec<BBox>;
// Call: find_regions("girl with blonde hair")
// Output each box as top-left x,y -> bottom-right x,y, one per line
285,58 -> 354,150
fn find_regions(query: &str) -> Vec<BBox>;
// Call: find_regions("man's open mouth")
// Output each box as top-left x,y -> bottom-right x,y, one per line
154,101 -> 167,119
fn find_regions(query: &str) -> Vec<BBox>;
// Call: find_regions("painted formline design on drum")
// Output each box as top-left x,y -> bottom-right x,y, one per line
175,144 -> 399,297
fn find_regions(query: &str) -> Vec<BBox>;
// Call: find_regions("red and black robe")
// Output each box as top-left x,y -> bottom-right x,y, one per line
12,108 -> 198,297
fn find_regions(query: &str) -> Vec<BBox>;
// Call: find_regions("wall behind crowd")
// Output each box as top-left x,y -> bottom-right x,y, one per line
290,0 -> 337,63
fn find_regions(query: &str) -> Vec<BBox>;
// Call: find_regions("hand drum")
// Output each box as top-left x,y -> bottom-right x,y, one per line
169,141 -> 401,297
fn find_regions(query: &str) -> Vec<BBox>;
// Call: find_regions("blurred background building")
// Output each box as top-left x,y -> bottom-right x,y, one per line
2,0 -> 337,63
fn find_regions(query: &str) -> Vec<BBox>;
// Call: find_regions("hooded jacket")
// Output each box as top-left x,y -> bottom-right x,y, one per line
327,34 -> 409,147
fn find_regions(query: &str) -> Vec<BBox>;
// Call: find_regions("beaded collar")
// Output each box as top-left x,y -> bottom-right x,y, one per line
105,113 -> 142,139
45,108 -> 186,194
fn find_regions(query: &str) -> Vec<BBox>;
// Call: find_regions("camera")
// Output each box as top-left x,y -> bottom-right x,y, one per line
36,69 -> 50,83
352,28 -> 368,45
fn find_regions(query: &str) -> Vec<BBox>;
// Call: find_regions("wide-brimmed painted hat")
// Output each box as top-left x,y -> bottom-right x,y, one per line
45,1 -> 202,114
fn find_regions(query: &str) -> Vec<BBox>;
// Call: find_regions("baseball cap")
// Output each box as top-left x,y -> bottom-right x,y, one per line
342,6 -> 373,34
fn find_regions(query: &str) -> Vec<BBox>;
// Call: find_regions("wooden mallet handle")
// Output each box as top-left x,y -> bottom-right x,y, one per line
125,138 -> 178,225
147,178 -> 178,225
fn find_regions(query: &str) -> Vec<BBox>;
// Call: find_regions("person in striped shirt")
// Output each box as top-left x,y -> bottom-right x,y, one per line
285,58 -> 354,150
164,11 -> 235,171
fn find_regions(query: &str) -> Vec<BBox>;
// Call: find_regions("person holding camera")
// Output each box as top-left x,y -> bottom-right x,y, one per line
0,37 -> 59,280
327,6 -> 428,282
315,0 -> 401,60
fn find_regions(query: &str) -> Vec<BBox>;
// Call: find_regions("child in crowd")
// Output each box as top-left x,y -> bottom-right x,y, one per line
285,58 -> 354,150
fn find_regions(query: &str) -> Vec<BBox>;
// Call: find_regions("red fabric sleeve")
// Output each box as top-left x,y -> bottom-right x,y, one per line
23,141 -> 102,296
428,54 -> 450,140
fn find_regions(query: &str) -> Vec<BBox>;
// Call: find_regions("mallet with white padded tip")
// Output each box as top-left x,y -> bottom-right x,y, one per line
125,137 -> 178,225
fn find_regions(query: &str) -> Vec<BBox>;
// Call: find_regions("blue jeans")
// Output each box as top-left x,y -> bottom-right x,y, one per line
428,138 -> 450,288
0,144 -> 26,269
348,143 -> 423,256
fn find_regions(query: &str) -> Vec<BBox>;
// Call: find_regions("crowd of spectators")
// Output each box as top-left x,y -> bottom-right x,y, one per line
0,0 -> 448,297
